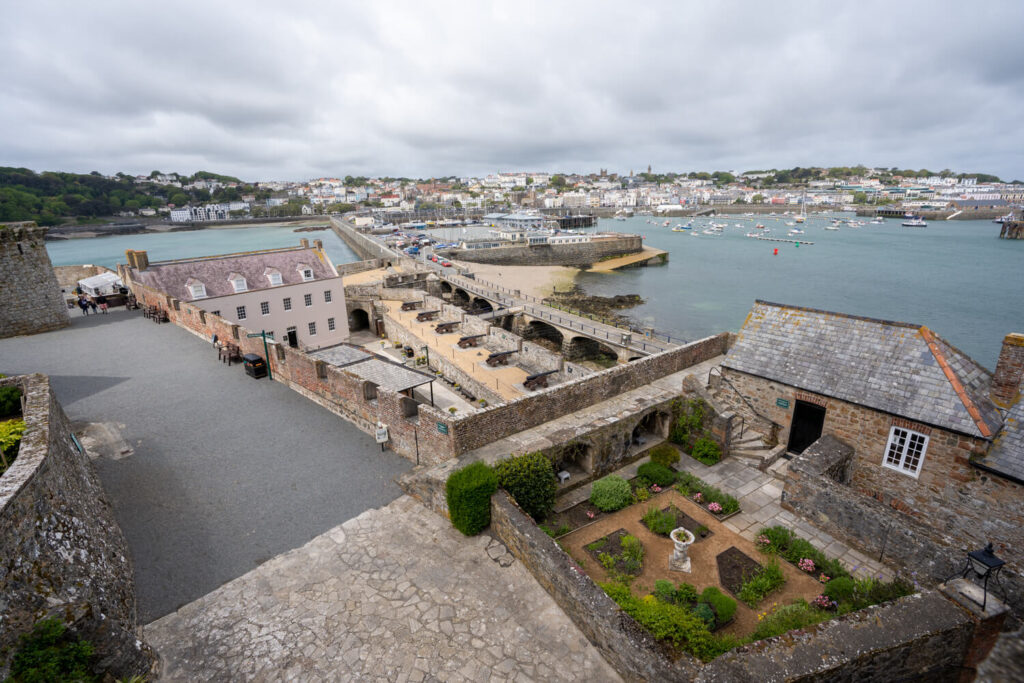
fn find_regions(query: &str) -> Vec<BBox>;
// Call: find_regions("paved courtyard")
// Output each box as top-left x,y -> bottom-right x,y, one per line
0,308 -> 412,622
146,495 -> 621,682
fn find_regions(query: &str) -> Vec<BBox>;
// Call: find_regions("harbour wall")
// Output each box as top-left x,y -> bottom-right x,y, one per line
443,235 -> 642,267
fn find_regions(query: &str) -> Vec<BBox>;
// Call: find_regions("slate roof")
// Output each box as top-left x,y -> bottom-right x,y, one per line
131,246 -> 338,301
722,301 -> 1003,439
977,400 -> 1024,484
311,344 -> 434,393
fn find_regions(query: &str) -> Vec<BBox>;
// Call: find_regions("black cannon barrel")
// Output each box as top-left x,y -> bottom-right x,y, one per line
525,369 -> 558,381
458,334 -> 486,341
487,350 -> 515,359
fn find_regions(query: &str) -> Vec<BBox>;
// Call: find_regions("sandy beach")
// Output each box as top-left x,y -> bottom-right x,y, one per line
457,262 -> 579,300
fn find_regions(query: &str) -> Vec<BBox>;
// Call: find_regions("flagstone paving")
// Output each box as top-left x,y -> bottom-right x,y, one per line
145,495 -> 622,682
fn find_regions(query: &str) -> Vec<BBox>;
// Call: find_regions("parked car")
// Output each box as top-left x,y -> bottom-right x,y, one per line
441,260 -> 452,267
430,255 -> 439,263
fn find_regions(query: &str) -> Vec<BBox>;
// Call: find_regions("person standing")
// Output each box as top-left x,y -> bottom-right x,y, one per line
96,294 -> 108,314
78,295 -> 90,315
88,298 -> 98,314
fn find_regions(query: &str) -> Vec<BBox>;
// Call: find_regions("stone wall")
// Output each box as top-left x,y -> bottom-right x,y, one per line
334,258 -> 383,276
447,235 -> 643,267
0,222 -> 70,338
718,367 -> 1023,614
490,490 -> 978,683
329,217 -> 393,260
449,333 -> 731,455
52,264 -> 114,292
0,375 -> 154,679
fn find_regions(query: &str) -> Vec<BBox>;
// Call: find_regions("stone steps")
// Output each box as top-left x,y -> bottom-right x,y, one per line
767,455 -> 791,481
731,444 -> 786,472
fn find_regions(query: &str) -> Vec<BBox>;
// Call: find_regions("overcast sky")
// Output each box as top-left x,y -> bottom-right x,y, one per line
2,1 -> 1022,181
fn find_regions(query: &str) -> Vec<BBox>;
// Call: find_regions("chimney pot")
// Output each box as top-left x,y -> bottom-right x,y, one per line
991,333 -> 1024,407
300,238 -> 310,248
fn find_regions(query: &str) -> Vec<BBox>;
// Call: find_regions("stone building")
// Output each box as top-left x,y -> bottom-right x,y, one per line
0,221 -> 70,338
121,240 -> 348,351
713,301 -> 1023,618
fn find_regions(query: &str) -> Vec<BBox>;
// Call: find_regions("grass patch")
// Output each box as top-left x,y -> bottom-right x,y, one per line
737,559 -> 786,608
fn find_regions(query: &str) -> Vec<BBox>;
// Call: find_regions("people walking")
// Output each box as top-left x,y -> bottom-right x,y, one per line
88,298 -> 98,314
96,294 -> 108,314
78,296 -> 90,315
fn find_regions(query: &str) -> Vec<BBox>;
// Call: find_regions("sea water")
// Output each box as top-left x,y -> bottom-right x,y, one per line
577,214 -> 1023,369
46,216 -> 1022,369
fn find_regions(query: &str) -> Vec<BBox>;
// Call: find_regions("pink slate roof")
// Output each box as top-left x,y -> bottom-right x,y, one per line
131,247 -> 338,301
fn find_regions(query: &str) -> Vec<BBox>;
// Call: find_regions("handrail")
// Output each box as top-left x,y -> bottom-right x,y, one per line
710,366 -> 781,434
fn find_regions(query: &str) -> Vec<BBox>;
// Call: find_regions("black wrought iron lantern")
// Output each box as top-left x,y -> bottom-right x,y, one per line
960,542 -> 1006,611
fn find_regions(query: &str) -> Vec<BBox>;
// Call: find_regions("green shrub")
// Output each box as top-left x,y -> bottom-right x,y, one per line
8,618 -> 98,683
823,576 -> 855,603
0,418 -> 26,472
637,462 -> 676,487
0,385 -> 22,417
653,579 -> 677,604
602,582 -> 737,662
693,602 -> 715,628
642,506 -> 677,536
620,534 -> 644,574
700,586 -> 737,625
589,475 -> 632,512
675,582 -> 698,605
445,461 -> 498,535
495,452 -> 557,521
691,437 -> 722,465
540,522 -> 571,538
737,560 -> 786,608
649,443 -> 680,468
750,600 -> 829,641
670,399 -> 707,449
675,471 -> 703,495
756,525 -> 851,580
851,576 -> 915,609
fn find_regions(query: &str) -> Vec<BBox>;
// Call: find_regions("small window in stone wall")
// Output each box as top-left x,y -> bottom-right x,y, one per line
237,305 -> 247,320
308,321 -> 317,335
260,301 -> 270,315
883,426 -> 928,477
328,317 -> 336,331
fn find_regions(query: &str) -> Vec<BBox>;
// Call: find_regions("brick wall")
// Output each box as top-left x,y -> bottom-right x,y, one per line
0,375 -> 154,679
449,333 -> 730,455
0,222 -> 70,338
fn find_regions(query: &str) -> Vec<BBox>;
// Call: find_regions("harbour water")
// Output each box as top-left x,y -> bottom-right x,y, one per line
46,215 -> 1022,369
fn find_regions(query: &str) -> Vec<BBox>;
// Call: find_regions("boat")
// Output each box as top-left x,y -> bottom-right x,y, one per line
671,226 -> 688,232
902,217 -> 927,227
663,221 -> 670,226
994,213 -> 1014,224
788,228 -> 805,235
745,232 -> 759,238
823,225 -> 839,231
870,217 -> 885,224
785,221 -> 795,226
754,223 -> 766,230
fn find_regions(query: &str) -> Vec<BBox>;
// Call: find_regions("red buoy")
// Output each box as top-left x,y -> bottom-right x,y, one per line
773,248 -> 778,256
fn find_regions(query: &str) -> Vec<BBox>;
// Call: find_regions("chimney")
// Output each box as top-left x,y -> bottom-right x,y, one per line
991,333 -> 1024,407
313,239 -> 323,251
300,238 -> 310,248
125,249 -> 149,271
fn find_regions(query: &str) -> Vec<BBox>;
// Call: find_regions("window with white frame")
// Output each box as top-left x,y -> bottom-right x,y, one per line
189,282 -> 207,299
883,426 -> 929,477
230,276 -> 247,293
327,317 -> 336,331
260,301 -> 270,315
236,305 -> 247,320
283,297 -> 292,311
212,310 -> 220,317
300,267 -> 314,282
267,271 -> 283,286
304,293 -> 313,307
308,321 -> 317,335
324,289 -> 332,303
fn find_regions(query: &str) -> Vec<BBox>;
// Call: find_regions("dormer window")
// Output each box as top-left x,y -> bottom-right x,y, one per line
298,264 -> 314,282
265,268 -> 283,286
187,280 -> 207,300
229,274 -> 247,293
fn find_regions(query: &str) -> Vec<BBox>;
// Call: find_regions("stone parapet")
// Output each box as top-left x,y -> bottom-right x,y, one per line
0,221 -> 70,338
0,374 -> 154,679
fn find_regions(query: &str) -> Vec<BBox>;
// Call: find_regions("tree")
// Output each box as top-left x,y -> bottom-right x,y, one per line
525,177 -> 533,185
752,194 -> 764,204
853,191 -> 868,204
550,174 -> 567,190
169,192 -> 189,206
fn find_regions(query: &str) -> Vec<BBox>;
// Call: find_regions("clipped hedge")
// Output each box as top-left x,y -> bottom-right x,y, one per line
495,451 -> 557,521
691,437 -> 722,465
445,461 -> 498,535
589,475 -> 633,512
637,461 -> 676,487
649,443 -> 680,468
700,586 -> 737,625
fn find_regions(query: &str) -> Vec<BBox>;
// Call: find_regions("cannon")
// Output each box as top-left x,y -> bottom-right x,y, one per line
458,334 -> 486,348
401,301 -> 422,311
416,310 -> 440,322
486,350 -> 515,367
523,370 -> 557,390
435,321 -> 459,334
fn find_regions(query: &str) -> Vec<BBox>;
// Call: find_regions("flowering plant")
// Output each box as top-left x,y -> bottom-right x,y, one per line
798,558 -> 815,573
818,573 -> 830,584
693,492 -> 703,503
707,502 -> 723,514
811,594 -> 835,610
650,484 -> 662,493
586,510 -> 596,520
757,535 -> 771,547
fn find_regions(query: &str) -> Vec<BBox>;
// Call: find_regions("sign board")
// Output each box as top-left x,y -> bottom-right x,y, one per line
375,425 -> 389,443
436,422 -> 449,435
776,398 -> 790,409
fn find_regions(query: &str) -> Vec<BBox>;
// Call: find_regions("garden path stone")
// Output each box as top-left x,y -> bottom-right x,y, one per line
146,495 -> 620,682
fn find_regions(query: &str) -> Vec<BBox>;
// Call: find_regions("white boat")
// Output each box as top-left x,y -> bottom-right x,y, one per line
824,225 -> 839,231
870,217 -> 885,224
902,217 -> 927,227
745,232 -> 759,238
788,228 -> 805,235
785,221 -> 795,226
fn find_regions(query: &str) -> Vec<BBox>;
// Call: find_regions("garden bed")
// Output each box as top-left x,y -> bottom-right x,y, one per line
584,528 -> 644,579
716,547 -> 763,597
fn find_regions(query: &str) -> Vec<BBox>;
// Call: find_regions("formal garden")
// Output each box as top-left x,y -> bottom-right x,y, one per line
445,440 -> 915,663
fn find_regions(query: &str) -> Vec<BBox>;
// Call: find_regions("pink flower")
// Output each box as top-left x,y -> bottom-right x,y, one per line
757,535 -> 771,546
798,558 -> 815,573
586,510 -> 596,519
693,492 -> 703,503
650,484 -> 662,493
707,502 -> 723,513
811,594 -> 834,610
818,574 -> 830,584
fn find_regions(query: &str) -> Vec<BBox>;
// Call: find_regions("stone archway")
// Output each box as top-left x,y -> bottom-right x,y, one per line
470,297 -> 493,314
522,320 -> 564,352
440,281 -> 453,295
453,288 -> 470,306
349,308 -> 370,331
566,336 -> 618,366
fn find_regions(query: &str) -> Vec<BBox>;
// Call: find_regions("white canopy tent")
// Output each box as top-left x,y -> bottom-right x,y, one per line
78,272 -> 123,296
